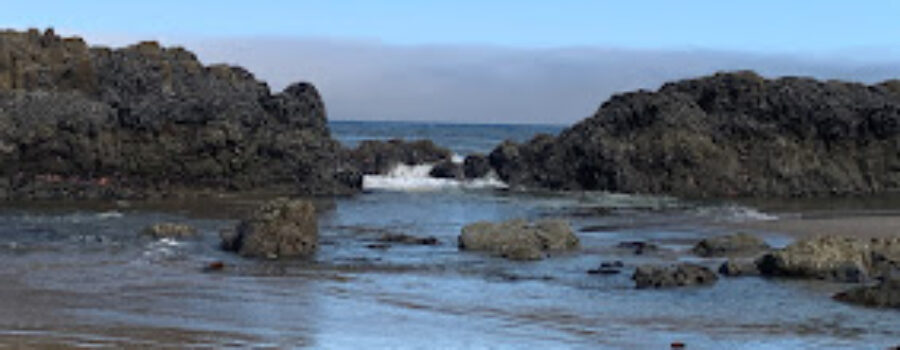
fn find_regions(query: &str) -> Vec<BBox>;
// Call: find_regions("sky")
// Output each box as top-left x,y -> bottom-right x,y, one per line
2,1 -> 899,124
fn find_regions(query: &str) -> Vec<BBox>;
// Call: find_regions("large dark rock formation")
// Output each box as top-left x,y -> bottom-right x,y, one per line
489,71 -> 900,197
0,28 -> 358,199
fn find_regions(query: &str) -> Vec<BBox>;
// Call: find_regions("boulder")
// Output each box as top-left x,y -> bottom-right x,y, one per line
221,198 -> 318,259
486,71 -> 900,197
692,232 -> 770,257
633,263 -> 719,289
757,236 -> 900,282
428,160 -> 463,179
458,218 -> 579,261
833,277 -> 900,309
141,222 -> 197,239
463,154 -> 492,179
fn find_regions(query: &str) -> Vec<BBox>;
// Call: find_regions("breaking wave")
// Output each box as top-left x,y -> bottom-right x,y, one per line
362,162 -> 507,192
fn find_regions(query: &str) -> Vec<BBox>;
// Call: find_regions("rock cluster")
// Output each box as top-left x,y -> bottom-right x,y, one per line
633,263 -> 718,289
458,219 -> 579,260
486,71 -> 900,197
221,198 -> 318,259
0,28 -> 358,199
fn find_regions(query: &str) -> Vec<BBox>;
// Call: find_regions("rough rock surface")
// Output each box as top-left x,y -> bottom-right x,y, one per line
833,277 -> 900,309
141,222 -> 197,239
463,154 -> 492,179
346,139 -> 452,175
692,232 -> 771,257
458,219 -> 579,260
633,263 -> 719,288
719,259 -> 762,277
488,71 -> 900,197
757,236 -> 900,282
0,28 -> 358,199
221,198 -> 318,259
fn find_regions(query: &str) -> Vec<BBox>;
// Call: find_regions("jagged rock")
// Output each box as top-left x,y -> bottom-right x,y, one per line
0,28 -> 358,199
429,160 -> 463,179
692,232 -> 770,257
347,139 -> 452,175
633,263 -> 719,288
463,154 -> 492,179
221,198 -> 318,259
141,222 -> 198,239
487,71 -> 900,197
833,277 -> 900,309
458,218 -> 579,261
757,236 -> 900,282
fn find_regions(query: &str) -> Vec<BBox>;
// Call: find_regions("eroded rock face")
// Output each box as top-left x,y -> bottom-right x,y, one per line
0,28 -> 358,199
633,263 -> 718,289
141,223 -> 198,239
833,277 -> 900,309
692,232 -> 771,257
458,219 -> 579,261
757,236 -> 900,282
221,198 -> 318,259
487,71 -> 900,197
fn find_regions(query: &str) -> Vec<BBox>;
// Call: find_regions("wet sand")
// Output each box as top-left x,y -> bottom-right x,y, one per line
733,213 -> 900,239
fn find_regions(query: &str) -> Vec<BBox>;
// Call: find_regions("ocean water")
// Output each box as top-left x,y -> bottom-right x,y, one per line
0,121 -> 897,349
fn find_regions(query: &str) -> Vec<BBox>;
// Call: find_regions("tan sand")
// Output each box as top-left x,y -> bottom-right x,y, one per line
730,214 -> 900,239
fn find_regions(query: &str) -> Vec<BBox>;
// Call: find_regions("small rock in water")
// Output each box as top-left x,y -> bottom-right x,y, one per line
616,241 -> 658,255
633,263 -> 718,289
718,259 -> 761,277
366,243 -> 391,250
203,261 -> 226,272
458,218 -> 578,261
221,198 -> 318,259
671,341 -> 686,349
587,261 -> 624,275
692,232 -> 770,257
377,233 -> 439,245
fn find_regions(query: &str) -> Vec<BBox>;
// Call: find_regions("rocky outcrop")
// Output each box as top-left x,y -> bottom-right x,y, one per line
833,277 -> 900,309
346,139 -> 452,175
428,160 -> 463,179
488,71 -> 900,197
458,219 -> 579,260
0,28 -> 358,199
692,232 -> 770,257
221,198 -> 318,259
633,263 -> 718,288
757,236 -> 900,282
141,222 -> 198,239
718,259 -> 762,277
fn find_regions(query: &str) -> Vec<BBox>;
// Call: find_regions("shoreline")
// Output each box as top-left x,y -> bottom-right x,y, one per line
731,211 -> 900,239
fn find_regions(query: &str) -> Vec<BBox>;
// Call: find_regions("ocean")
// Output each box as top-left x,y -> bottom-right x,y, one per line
0,121 -> 897,349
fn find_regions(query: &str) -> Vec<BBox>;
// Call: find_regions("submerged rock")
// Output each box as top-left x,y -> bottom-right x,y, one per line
692,232 -> 770,257
377,233 -> 440,245
588,261 -> 624,275
141,222 -> 197,239
833,277 -> 900,309
616,241 -> 659,255
221,198 -> 318,259
486,71 -> 900,197
458,218 -> 579,261
757,236 -> 900,282
633,263 -> 719,289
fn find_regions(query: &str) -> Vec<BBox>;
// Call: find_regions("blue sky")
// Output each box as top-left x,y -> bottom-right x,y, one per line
4,1 -> 899,54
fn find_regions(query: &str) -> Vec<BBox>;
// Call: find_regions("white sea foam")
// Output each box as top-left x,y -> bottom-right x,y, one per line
696,205 -> 779,223
451,153 -> 465,163
96,211 -> 124,219
362,163 -> 507,191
